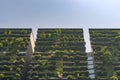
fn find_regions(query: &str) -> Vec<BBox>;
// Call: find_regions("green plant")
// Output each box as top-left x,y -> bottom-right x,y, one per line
34,55 -> 41,60
16,37 -> 23,42
9,56 -> 17,63
44,70 -> 49,79
34,64 -> 40,69
54,50 -> 67,78
53,29 -> 61,48
56,61 -> 63,78
110,74 -> 118,80
69,50 -> 74,53
0,74 -> 5,78
40,32 -> 46,38
48,33 -> 51,38
54,50 -> 66,59
21,30 -> 28,34
40,60 -> 47,66
3,37 -> 25,56
19,58 -> 25,63
9,67 -> 13,71
101,46 -> 114,77
16,67 -> 21,72
67,75 -> 74,79
15,73 -> 20,77
77,74 -> 88,80
12,58 -> 17,63
33,75 -> 39,80
0,42 -> 3,48
4,30 -> 11,35
103,51 -> 112,61
55,29 -> 61,34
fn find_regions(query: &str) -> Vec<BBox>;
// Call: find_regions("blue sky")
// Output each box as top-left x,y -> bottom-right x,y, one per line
1,0 -> 120,28
0,0 -> 120,52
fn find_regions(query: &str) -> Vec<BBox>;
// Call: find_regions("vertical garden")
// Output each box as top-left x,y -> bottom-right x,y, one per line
26,29 -> 90,80
2,28 -> 120,80
0,29 -> 32,80
89,29 -> 120,80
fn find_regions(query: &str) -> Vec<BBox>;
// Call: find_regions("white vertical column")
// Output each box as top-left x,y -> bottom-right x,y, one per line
83,28 -> 92,52
83,28 -> 95,79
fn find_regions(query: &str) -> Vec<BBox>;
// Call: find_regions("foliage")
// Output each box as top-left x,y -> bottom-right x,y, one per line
9,57 -> 16,63
19,58 -> 25,63
77,76 -> 88,79
2,37 -> 26,55
21,30 -> 28,34
101,46 -> 112,64
40,60 -> 48,79
69,50 -> 74,53
54,50 -> 66,59
16,67 -> 21,72
0,42 -> 3,48
110,74 -> 118,80
54,50 -> 66,78
40,60 -> 47,66
0,74 -> 5,78
34,55 -> 41,60
33,75 -> 39,80
77,73 -> 88,79
103,51 -> 112,64
15,73 -> 20,77
4,30 -> 11,35
55,29 -> 61,34
40,32 -> 46,38
67,75 -> 74,79
34,64 -> 39,69
56,61 -> 63,78
48,33 -> 51,38
9,67 -> 13,71
101,46 -> 114,77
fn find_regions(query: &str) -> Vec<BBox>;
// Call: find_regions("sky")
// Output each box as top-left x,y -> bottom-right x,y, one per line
1,0 -> 120,28
0,0 -> 120,52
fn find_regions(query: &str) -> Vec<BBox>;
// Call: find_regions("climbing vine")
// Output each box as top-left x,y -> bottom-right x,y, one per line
101,46 -> 114,78
54,50 -> 66,78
